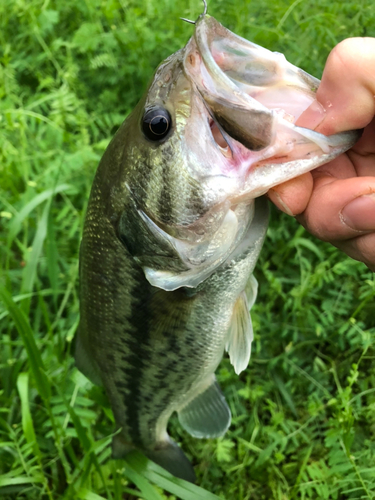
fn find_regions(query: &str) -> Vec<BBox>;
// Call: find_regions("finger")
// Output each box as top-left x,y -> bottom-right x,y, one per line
269,153 -> 357,216
347,116 -> 375,176
268,172 -> 313,215
310,153 -> 356,181
334,233 -> 375,272
296,177 -> 375,241
351,116 -> 375,155
298,38 -> 375,135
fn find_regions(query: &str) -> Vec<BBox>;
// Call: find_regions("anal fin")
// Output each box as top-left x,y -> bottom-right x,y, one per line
178,378 -> 231,438
245,274 -> 258,309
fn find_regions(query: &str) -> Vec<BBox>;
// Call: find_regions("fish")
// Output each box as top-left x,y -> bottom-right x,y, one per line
76,12 -> 360,483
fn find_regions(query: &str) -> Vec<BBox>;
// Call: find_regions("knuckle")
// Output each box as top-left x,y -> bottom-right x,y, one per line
356,233 -> 375,270
339,233 -> 375,269
297,211 -> 332,242
328,39 -> 356,71
328,37 -> 372,73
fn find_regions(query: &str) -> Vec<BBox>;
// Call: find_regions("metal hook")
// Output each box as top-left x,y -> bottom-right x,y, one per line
180,0 -> 207,25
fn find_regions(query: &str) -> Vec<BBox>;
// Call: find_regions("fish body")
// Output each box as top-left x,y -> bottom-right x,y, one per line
77,15 -> 359,482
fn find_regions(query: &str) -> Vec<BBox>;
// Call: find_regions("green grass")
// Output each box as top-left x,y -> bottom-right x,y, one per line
1,0 -> 375,498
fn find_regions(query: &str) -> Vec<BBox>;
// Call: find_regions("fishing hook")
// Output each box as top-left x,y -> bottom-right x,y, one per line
180,0 -> 207,24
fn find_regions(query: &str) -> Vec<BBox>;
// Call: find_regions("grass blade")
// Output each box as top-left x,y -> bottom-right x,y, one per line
0,285 -> 51,402
125,451 -> 223,500
16,372 -> 41,460
77,489 -> 108,500
0,476 -> 43,487
272,372 -> 298,417
20,199 -> 50,300
46,211 -> 60,304
7,184 -> 73,244
122,463 -> 164,500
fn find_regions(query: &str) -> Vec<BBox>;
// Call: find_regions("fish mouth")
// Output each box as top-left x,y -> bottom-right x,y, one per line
184,16 -> 360,197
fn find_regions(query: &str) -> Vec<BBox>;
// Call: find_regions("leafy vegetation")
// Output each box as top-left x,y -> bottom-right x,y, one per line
1,0 -> 375,498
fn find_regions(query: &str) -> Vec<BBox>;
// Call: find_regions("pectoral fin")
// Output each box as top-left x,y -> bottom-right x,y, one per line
225,290 -> 254,375
178,378 -> 231,438
245,274 -> 258,309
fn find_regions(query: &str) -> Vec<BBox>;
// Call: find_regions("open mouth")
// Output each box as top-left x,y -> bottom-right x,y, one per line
183,15 -> 360,196
209,118 -> 231,155
184,15 -> 318,151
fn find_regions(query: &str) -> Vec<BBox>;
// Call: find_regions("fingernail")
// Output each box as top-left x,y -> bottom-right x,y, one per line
268,190 -> 294,216
341,194 -> 375,231
296,100 -> 326,130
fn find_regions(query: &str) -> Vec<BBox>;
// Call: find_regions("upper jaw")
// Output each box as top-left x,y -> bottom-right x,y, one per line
183,15 -> 361,198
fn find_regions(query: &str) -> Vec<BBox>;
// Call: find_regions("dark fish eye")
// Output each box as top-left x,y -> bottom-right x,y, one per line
142,107 -> 171,141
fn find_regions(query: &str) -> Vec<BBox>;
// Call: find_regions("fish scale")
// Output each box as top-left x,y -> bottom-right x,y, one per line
77,14 -> 360,482
82,197 -> 266,446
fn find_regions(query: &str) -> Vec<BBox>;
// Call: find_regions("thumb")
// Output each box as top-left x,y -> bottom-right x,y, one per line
297,38 -> 375,135
298,176 -> 375,242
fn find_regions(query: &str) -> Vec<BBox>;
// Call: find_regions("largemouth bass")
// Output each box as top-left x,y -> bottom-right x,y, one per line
77,13 -> 359,482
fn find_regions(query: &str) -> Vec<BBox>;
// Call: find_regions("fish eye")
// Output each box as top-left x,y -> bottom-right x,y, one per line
142,107 -> 172,141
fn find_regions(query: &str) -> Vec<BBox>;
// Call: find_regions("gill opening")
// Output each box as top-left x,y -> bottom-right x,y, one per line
209,119 -> 231,158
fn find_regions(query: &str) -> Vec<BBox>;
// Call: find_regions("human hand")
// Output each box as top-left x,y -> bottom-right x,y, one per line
268,38 -> 375,272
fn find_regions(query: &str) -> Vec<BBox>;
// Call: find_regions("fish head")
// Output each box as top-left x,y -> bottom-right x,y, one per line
100,15 -> 360,290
